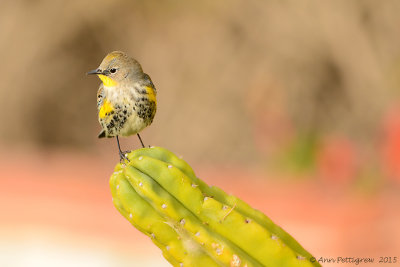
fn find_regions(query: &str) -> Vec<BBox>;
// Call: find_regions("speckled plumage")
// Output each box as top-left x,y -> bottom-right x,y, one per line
97,75 -> 156,138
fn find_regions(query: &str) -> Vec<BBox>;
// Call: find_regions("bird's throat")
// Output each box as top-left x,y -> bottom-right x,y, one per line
97,74 -> 118,87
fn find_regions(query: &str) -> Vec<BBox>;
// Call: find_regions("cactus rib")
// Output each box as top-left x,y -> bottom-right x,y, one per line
111,166 -> 219,266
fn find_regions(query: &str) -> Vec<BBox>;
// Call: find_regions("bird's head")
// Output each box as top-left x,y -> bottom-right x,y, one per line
87,51 -> 143,87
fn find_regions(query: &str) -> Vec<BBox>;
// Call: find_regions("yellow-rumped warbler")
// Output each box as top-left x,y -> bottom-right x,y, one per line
87,51 -> 157,160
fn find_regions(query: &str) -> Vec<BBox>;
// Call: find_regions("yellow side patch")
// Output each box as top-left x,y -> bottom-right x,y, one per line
145,86 -> 157,105
98,74 -> 118,87
99,99 -> 113,119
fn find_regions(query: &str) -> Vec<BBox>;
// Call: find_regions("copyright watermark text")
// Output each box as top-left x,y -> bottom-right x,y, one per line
309,256 -> 397,265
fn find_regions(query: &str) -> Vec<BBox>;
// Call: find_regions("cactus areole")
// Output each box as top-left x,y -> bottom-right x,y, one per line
110,147 -> 320,267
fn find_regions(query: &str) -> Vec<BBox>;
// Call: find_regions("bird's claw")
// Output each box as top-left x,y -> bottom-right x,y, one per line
119,150 -> 130,163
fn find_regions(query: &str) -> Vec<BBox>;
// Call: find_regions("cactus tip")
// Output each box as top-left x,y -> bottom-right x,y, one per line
129,213 -> 132,218
297,255 -> 305,260
271,234 -> 278,240
168,165 -> 173,169
166,245 -> 170,251
180,219 -> 186,226
162,204 -> 167,209
116,184 -> 120,189
138,156 -> 143,160
139,182 -> 143,187
195,232 -> 200,237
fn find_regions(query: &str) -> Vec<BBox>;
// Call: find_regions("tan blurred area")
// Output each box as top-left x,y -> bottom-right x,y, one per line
1,0 -> 400,161
1,1 -> 400,266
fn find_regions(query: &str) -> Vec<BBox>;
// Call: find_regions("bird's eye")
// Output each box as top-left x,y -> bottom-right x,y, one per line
110,68 -> 117,73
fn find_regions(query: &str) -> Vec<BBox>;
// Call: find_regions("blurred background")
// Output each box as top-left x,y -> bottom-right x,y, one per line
1,0 -> 400,266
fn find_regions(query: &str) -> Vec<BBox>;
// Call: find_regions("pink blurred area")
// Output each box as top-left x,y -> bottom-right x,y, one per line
1,147 -> 399,266
0,149 -> 169,267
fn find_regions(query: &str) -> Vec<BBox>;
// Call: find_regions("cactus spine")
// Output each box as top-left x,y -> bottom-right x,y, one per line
110,147 -> 320,267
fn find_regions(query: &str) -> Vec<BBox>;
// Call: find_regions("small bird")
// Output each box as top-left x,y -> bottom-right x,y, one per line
87,51 -> 157,160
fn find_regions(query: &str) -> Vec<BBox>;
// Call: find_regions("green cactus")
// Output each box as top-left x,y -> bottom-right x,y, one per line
110,147 -> 320,267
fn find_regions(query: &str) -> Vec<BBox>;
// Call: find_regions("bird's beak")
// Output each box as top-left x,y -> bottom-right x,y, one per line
86,69 -> 102,75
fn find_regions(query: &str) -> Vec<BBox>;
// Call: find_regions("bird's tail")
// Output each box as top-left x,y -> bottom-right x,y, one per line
98,130 -> 106,138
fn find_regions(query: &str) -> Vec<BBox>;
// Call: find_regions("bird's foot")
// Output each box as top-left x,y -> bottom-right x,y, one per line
119,150 -> 131,163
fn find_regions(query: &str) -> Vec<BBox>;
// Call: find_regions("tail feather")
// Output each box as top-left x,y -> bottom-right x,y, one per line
98,130 -> 106,138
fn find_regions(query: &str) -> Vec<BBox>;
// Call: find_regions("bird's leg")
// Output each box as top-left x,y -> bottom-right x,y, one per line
116,136 -> 128,162
137,133 -> 146,148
